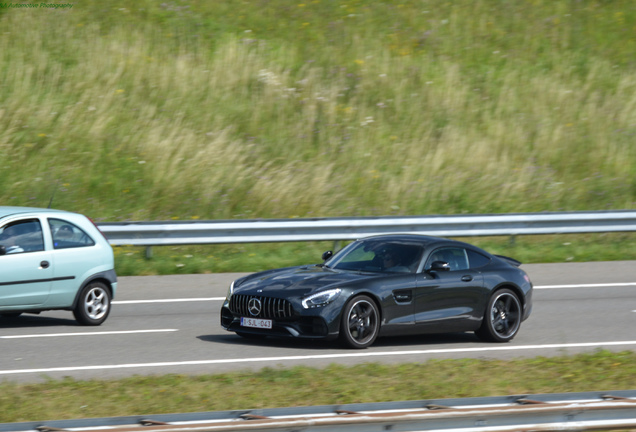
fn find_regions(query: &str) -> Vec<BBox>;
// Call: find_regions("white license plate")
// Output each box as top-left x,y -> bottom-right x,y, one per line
240,317 -> 272,329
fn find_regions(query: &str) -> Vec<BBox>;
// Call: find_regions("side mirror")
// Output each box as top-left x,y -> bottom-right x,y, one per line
0,245 -> 5,256
322,250 -> 333,261
428,261 -> 450,272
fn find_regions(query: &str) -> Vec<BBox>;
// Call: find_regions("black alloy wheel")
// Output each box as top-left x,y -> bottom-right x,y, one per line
340,295 -> 380,349
476,288 -> 522,342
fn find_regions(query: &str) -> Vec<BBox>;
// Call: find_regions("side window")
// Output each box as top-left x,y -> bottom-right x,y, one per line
49,218 -> 95,249
466,249 -> 491,269
0,219 -> 44,254
426,247 -> 469,271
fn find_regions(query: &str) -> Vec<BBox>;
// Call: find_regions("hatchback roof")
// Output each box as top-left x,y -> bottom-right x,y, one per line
0,206 -> 70,219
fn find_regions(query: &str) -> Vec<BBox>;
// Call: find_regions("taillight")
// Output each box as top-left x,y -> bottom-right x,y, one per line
88,217 -> 109,241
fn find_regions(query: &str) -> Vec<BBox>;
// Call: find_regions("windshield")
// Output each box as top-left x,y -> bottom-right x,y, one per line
328,239 -> 424,274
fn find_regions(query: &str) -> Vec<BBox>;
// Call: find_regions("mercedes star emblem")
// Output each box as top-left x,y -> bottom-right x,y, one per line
248,298 -> 262,316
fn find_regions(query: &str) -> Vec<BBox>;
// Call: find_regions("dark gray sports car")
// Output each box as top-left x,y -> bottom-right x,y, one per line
220,234 -> 533,348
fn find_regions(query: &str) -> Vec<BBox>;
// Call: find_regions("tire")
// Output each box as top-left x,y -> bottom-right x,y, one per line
339,295 -> 380,349
0,312 -> 22,319
476,288 -> 522,342
73,281 -> 111,326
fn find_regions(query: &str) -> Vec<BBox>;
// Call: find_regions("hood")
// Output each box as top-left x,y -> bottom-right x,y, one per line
234,265 -> 375,297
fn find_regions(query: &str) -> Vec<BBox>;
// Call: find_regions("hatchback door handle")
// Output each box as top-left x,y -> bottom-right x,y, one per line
461,275 -> 473,282
40,261 -> 50,269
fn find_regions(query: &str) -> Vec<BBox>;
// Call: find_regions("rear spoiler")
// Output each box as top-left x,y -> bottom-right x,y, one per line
495,255 -> 522,267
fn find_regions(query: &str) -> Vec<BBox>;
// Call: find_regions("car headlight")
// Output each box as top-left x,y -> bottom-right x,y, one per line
226,280 -> 235,301
302,288 -> 341,309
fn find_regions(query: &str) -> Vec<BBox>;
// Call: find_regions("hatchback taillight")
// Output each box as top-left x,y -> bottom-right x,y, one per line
88,217 -> 109,241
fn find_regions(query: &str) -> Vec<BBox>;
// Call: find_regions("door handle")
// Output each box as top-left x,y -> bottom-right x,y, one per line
40,261 -> 50,269
461,275 -> 473,282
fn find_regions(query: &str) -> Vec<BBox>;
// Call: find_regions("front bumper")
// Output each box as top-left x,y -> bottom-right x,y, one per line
220,300 -> 341,340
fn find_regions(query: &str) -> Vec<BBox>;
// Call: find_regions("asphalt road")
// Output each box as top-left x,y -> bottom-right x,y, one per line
1,261 -> 635,383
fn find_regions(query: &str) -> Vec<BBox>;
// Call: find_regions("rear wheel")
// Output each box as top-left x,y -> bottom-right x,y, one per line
476,289 -> 522,342
73,282 -> 111,326
339,295 -> 380,349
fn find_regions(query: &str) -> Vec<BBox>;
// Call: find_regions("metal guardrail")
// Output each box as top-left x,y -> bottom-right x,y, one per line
3,390 -> 636,432
97,210 -> 636,247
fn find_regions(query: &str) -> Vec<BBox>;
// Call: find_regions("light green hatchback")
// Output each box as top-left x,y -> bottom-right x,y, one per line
0,206 -> 117,325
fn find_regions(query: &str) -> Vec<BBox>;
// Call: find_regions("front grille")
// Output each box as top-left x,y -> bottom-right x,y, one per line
229,294 -> 294,319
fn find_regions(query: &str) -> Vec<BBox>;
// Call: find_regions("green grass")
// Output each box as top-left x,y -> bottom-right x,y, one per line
1,1 -> 635,273
1,1 -> 635,222
1,350 -> 635,423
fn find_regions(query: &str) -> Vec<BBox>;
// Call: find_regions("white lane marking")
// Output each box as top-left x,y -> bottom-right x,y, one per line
114,298 -> 223,304
113,283 -> 636,304
0,329 -> 178,339
1,340 -> 635,376
535,282 -> 636,289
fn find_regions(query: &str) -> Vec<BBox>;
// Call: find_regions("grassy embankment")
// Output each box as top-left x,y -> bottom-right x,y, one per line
1,350 -> 636,423
1,1 -> 635,274
0,1 -> 635,422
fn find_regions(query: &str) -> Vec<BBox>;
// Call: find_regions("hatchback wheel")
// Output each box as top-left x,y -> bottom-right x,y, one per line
476,288 -> 522,342
340,295 -> 380,349
73,282 -> 111,326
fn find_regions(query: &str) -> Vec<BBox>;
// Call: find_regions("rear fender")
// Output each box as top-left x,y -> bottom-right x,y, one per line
71,269 -> 117,308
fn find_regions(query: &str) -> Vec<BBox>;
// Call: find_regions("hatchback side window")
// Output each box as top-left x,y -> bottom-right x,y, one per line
0,219 -> 44,254
49,218 -> 95,249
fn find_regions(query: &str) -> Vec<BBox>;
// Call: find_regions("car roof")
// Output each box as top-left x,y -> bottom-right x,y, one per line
0,206 -> 71,219
358,233 -> 446,245
358,233 -> 489,252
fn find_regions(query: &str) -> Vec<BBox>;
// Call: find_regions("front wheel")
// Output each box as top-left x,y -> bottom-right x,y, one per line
476,288 -> 522,342
73,282 -> 111,326
339,295 -> 380,349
